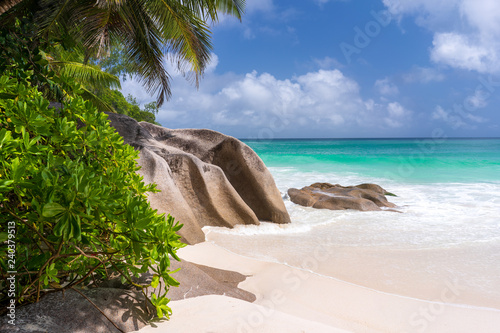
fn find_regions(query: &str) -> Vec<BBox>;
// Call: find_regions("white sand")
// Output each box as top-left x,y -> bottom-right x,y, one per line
136,242 -> 500,333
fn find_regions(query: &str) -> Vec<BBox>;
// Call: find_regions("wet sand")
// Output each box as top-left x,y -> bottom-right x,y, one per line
135,242 -> 500,333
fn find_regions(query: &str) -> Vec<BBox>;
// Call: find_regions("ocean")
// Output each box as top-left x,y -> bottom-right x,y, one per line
204,138 -> 500,310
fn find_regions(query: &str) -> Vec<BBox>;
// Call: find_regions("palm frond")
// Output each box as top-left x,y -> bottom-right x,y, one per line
171,0 -> 245,23
1,0 -> 246,107
0,0 -> 20,15
214,0 -> 245,20
80,87 -> 117,113
51,60 -> 121,90
0,0 -> 36,27
37,0 -> 72,33
149,0 -> 213,78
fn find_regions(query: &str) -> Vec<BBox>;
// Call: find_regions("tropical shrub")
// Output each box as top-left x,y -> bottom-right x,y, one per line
97,90 -> 161,125
0,74 -> 185,318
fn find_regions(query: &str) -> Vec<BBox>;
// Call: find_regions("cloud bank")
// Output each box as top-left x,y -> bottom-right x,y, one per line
121,55 -> 412,138
383,0 -> 500,74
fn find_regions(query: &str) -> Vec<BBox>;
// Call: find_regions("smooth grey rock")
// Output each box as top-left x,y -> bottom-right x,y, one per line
288,182 -> 397,212
0,288 -> 153,333
106,114 -> 290,244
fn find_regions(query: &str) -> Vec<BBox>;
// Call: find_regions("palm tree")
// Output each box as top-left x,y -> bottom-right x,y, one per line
0,0 -> 245,106
50,54 -> 122,113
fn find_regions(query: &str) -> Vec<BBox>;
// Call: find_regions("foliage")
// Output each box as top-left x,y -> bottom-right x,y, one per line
0,17 -> 117,113
97,90 -> 161,125
48,44 -> 122,114
1,17 -> 159,125
0,74 -> 185,318
0,0 -> 246,106
95,44 -> 137,81
0,16 -> 65,101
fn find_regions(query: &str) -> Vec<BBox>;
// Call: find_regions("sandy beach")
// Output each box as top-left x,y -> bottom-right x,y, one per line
136,241 -> 500,333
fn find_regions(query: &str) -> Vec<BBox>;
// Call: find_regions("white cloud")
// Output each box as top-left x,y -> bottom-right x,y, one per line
382,0 -> 500,74
246,0 -> 274,13
465,88 -> 489,109
403,66 -> 445,83
243,27 -> 255,39
459,0 -> 500,38
314,0 -> 350,5
212,69 -> 364,127
432,106 -> 467,128
211,0 -> 275,39
432,106 -> 449,121
431,105 -> 486,129
313,56 -> 344,69
375,78 -> 399,96
384,102 -> 412,128
387,102 -> 409,117
121,55 -> 414,137
382,0 -> 460,28
213,0 -> 273,23
430,33 -> 498,73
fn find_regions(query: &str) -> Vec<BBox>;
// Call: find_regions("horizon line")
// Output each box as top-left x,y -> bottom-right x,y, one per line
239,136 -> 500,140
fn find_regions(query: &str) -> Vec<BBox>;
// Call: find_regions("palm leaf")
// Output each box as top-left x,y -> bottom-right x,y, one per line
0,0 -> 36,26
149,0 -> 213,80
185,0 -> 245,22
80,87 -> 117,113
1,0 -> 246,107
0,0 -> 20,15
215,0 -> 245,20
37,0 -> 72,34
51,60 -> 121,90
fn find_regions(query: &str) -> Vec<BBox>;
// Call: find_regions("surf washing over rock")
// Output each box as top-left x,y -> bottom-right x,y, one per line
106,113 -> 291,244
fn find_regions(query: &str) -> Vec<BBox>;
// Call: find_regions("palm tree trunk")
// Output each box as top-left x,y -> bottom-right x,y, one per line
0,0 -> 23,15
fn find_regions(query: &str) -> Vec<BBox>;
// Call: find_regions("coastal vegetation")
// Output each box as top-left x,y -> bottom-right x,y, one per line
0,72 -> 185,318
0,0 -> 245,321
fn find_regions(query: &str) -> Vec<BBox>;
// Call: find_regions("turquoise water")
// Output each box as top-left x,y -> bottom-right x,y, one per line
242,138 -> 500,183
206,138 -> 500,309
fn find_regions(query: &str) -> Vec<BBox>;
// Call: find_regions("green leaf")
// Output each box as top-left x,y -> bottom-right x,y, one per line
0,128 -> 13,147
150,246 -> 159,260
151,275 -> 160,289
132,241 -> 142,257
156,307 -> 163,318
166,275 -> 180,287
0,92 -> 16,99
0,180 -> 14,192
42,203 -> 66,217
70,216 -> 82,241
27,253 -> 51,270
52,218 -> 68,237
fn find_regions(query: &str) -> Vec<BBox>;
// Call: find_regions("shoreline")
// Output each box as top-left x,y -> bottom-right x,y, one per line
204,221 -> 500,311
136,241 -> 500,333
209,242 -> 500,313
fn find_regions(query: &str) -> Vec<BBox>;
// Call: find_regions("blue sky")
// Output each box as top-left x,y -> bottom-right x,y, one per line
122,0 -> 500,139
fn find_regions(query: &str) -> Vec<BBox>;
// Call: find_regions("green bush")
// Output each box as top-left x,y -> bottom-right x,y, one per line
97,90 -> 161,125
0,74 -> 184,318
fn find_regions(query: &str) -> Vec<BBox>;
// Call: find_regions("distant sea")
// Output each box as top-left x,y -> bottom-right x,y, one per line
205,138 -> 500,309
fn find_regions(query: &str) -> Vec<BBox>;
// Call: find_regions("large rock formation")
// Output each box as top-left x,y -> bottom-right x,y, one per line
106,114 -> 290,244
288,182 -> 397,211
